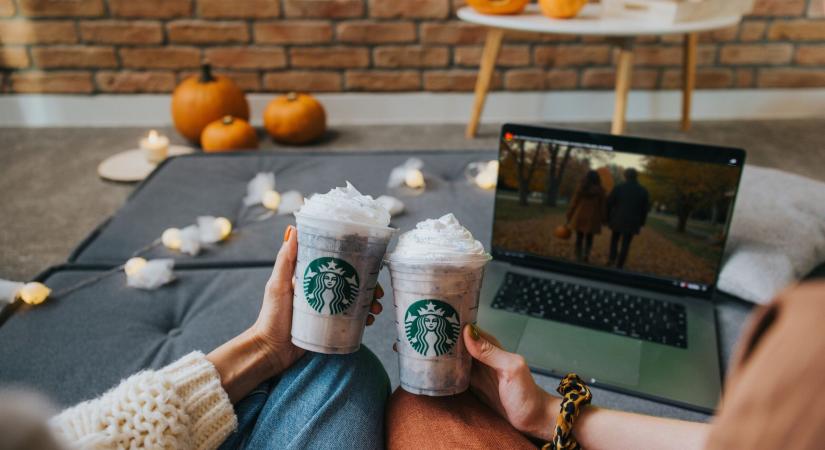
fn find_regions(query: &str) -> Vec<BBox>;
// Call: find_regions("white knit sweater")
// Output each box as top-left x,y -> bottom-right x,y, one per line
49,352 -> 237,450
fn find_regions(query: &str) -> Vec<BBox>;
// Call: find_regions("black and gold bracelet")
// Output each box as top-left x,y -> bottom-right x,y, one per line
542,373 -> 593,450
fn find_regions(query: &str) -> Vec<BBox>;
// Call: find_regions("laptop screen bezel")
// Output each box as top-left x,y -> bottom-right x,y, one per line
491,123 -> 747,300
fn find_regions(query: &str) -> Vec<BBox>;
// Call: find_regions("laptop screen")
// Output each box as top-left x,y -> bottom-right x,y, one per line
491,125 -> 745,295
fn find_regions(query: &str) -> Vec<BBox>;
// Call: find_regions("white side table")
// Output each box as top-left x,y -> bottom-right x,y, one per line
458,4 -> 742,136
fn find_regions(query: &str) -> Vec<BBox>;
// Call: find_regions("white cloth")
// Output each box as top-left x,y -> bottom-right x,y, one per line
243,172 -> 276,206
126,259 -> 175,290
718,166 -> 825,304
0,279 -> 24,305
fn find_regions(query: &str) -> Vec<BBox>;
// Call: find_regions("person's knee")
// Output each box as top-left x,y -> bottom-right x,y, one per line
301,345 -> 390,402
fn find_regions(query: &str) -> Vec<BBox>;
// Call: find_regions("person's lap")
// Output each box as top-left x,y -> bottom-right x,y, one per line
219,346 -> 390,450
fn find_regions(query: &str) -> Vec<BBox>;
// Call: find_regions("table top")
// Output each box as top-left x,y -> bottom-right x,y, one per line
457,4 -> 742,36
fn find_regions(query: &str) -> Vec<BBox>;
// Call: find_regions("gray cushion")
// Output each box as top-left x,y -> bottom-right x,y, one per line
0,265 -> 267,407
70,151 -> 497,265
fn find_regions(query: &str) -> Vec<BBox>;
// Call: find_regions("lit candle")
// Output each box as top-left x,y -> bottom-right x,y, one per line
140,130 -> 169,164
405,169 -> 425,189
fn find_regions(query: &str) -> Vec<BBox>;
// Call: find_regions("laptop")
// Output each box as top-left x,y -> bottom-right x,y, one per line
478,124 -> 746,413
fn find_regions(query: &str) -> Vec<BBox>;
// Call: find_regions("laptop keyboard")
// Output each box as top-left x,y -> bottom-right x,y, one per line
491,272 -> 688,348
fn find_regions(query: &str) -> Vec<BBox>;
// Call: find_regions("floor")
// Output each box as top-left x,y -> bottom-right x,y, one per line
2,119 -> 824,281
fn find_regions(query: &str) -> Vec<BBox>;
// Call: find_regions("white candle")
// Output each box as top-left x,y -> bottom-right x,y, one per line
140,130 -> 169,164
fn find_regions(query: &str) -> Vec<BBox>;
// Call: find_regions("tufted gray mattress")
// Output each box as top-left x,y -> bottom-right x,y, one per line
1,151 -> 758,422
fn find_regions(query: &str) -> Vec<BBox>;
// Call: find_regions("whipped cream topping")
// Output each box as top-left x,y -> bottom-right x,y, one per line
297,181 -> 391,227
390,213 -> 488,263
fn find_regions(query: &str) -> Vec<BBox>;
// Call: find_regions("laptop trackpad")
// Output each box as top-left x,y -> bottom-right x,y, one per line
517,319 -> 642,386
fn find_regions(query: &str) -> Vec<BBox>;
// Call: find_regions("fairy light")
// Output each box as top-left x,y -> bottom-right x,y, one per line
161,228 -> 182,250
215,217 -> 232,240
124,257 -> 147,277
405,169 -> 425,189
262,190 -> 282,211
19,282 -> 50,305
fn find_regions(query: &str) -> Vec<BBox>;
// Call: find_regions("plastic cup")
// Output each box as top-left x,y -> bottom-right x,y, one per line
291,212 -> 396,354
386,256 -> 490,396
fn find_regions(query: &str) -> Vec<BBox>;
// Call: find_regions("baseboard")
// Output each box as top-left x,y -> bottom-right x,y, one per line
1,89 -> 824,127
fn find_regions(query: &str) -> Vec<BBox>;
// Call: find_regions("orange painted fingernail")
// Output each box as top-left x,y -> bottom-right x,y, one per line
283,225 -> 295,242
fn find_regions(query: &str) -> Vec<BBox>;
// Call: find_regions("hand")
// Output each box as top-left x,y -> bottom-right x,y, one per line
463,324 -> 559,441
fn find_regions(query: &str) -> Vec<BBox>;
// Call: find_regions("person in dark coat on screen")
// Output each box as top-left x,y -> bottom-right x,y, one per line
566,170 -> 606,263
606,168 -> 649,269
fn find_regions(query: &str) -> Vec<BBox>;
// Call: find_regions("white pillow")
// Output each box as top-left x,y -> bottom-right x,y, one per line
718,165 -> 825,304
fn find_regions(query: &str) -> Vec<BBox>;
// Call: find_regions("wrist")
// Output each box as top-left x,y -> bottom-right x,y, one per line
525,390 -> 562,441
207,328 -> 277,403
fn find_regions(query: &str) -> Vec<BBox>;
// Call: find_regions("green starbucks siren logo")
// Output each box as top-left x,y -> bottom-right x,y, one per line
303,257 -> 360,315
404,300 -> 461,357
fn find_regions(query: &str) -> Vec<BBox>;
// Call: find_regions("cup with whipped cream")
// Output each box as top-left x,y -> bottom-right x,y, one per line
291,182 -> 396,354
385,213 -> 491,396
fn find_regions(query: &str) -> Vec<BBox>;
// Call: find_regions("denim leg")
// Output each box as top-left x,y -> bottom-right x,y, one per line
218,380 -> 275,450
244,346 -> 389,450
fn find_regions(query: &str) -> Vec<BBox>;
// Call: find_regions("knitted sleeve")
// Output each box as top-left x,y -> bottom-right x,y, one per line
49,352 -> 237,450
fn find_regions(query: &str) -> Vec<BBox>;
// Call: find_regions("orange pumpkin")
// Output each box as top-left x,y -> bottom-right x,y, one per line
263,92 -> 326,145
539,0 -> 587,19
554,225 -> 572,240
171,63 -> 249,142
200,116 -> 258,152
467,0 -> 530,15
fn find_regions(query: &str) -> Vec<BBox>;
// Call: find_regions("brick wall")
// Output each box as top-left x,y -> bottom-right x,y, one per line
1,0 -> 823,94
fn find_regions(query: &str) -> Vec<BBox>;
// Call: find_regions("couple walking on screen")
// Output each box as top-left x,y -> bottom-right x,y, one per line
565,168 -> 649,269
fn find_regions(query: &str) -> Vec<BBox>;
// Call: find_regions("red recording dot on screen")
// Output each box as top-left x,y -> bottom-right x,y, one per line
504,132 -> 514,141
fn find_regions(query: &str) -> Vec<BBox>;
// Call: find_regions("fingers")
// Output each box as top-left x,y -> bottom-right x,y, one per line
366,315 -> 375,326
366,282 -> 384,326
463,324 -> 525,375
267,225 -> 298,299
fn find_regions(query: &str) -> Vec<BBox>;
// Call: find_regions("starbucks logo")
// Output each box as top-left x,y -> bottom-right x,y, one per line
404,300 -> 461,357
303,257 -> 360,315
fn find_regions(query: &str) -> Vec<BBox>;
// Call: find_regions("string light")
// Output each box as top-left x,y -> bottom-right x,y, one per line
124,257 -> 147,277
18,282 -> 50,305
405,169 -> 425,189
475,160 -> 499,190
215,217 -> 232,240
262,190 -> 282,211
161,228 -> 182,250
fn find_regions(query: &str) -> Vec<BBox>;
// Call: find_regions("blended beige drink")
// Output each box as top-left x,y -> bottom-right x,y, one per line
386,214 -> 490,396
291,182 -> 395,354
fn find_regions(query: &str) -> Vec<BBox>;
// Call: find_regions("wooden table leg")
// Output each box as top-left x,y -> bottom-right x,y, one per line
611,38 -> 634,135
466,27 -> 503,139
681,32 -> 698,132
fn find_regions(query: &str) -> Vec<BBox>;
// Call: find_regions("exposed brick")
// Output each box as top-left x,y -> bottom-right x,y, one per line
0,47 -> 30,68
768,20 -> 825,41
750,0 -> 805,16
504,69 -> 544,90
758,68 -> 825,87
698,25 -> 738,43
0,0 -> 15,17
198,0 -> 280,18
11,71 -> 93,93
337,21 -> 416,43
809,0 -> 824,18
179,70 -> 261,91
546,69 -> 578,89
95,71 -> 176,93
535,45 -> 610,67
255,21 -> 333,44
290,46 -> 369,68
420,22 -> 486,45
120,47 -> 201,69
31,46 -> 117,68
80,20 -> 163,44
284,0 -> 364,18
795,45 -> 825,65
618,45 -> 716,67
720,44 -> 793,65
662,68 -> 733,89
735,68 -> 755,87
0,20 -> 77,44
346,70 -> 420,91
423,69 -> 502,91
17,0 -> 103,17
109,0 -> 191,18
168,20 -> 249,44
506,30 -> 576,43
369,0 -> 449,19
739,21 -> 767,41
205,47 -> 286,69
580,68 -> 658,89
374,46 -> 448,68
263,70 -> 342,91
454,45 -> 530,67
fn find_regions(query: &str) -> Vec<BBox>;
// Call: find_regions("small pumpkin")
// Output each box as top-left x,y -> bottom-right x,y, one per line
554,225 -> 572,240
467,0 -> 530,15
201,116 -> 258,152
539,0 -> 588,19
263,92 -> 326,145
171,63 -> 250,142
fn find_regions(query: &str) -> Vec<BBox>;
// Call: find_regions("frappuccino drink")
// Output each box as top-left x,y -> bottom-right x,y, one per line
386,214 -> 491,396
291,182 -> 395,354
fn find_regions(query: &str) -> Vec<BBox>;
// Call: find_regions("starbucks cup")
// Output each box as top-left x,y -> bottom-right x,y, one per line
386,255 -> 490,396
291,212 -> 396,354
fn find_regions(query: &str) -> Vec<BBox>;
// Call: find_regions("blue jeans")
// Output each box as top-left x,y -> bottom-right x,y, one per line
218,346 -> 390,450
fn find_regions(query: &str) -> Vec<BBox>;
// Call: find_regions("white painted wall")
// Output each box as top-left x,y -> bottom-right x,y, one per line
0,89 -> 823,127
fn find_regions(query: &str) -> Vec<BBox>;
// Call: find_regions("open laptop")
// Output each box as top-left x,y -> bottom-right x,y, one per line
478,124 -> 746,413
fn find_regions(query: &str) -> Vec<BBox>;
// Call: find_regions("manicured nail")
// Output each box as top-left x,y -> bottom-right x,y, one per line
375,284 -> 384,299
392,343 -> 398,352
469,323 -> 480,340
283,225 -> 295,242
366,315 -> 375,326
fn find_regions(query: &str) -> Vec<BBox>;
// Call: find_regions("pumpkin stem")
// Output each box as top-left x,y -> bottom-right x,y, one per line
199,63 -> 215,83
222,115 -> 234,125
286,92 -> 298,101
